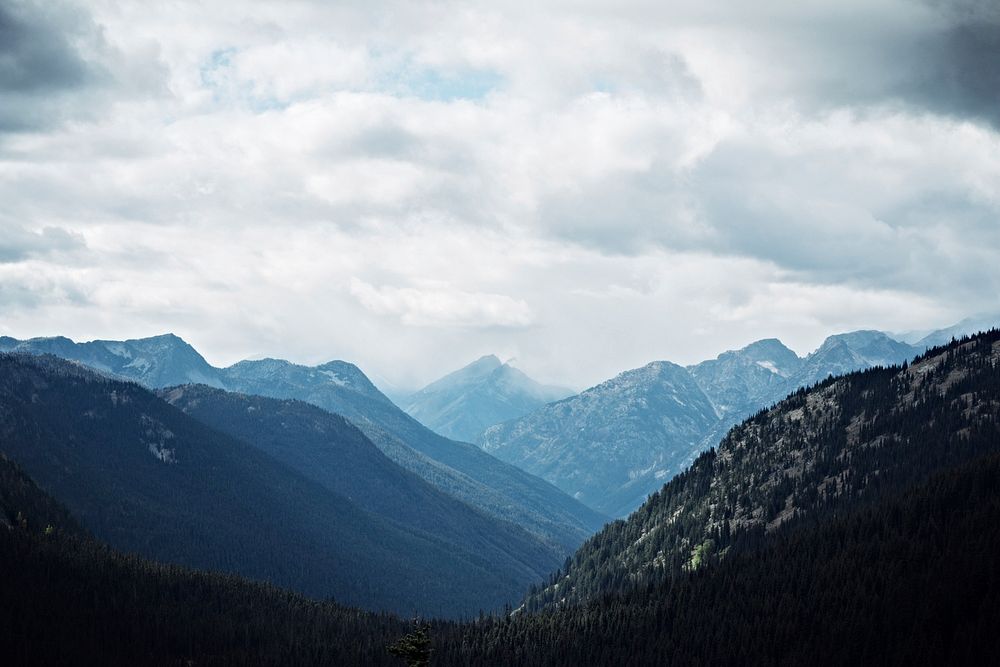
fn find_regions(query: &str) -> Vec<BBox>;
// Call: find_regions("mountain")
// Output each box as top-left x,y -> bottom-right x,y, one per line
524,329 -> 1000,611
0,353 -> 556,617
161,383 -> 562,580
0,334 -> 225,388
0,451 -> 412,666
402,355 -> 574,443
785,329 -> 917,388
687,338 -> 802,419
431,449 -> 1000,665
6,342 -> 1000,665
0,335 -> 605,553
217,358 -> 607,549
479,331 -> 930,517
479,361 -> 719,516
914,313 -> 1000,350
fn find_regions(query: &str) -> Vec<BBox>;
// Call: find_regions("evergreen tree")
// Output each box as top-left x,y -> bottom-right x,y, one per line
388,622 -> 432,666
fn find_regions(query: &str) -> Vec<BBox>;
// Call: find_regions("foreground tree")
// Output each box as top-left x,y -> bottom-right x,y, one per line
388,622 -> 432,666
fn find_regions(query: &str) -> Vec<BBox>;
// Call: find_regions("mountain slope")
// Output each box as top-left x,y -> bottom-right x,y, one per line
0,353 -> 552,617
480,361 -> 720,516
403,355 -> 573,443
524,329 -> 1000,610
0,336 -> 605,553
432,449 -> 1000,666
161,383 -> 562,580
0,456 -> 410,666
220,358 -> 606,549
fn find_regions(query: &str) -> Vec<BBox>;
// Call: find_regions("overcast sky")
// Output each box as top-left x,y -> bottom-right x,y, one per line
1,0 -> 999,390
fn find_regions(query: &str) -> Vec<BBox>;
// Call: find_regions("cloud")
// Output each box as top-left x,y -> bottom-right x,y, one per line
0,0 -> 166,133
0,0 -> 998,388
349,278 -> 533,328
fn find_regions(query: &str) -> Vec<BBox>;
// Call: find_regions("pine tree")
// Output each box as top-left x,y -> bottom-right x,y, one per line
388,622 -> 432,666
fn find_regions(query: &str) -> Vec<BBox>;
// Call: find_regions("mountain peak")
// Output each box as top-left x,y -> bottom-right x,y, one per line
739,338 -> 798,360
476,354 -> 503,367
404,355 -> 573,443
819,329 -> 887,345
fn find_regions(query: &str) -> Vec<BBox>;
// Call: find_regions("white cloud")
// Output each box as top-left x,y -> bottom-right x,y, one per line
349,278 -> 533,328
1,0 -> 998,389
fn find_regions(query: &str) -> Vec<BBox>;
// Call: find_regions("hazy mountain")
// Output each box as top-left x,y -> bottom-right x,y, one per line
525,329 -> 1000,611
0,334 -> 226,389
785,330 -> 917,389
0,335 -> 605,552
403,355 -> 574,443
161,383 -> 563,580
219,357 -> 607,550
914,313 -> 1000,350
479,361 -> 719,516
0,353 -> 550,617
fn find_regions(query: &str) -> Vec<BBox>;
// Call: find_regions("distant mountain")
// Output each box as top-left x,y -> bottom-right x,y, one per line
914,313 -> 1000,350
161,384 -> 563,583
687,338 -> 801,420
524,329 -> 1000,612
0,334 -> 225,388
402,355 -> 574,443
479,361 -> 719,516
480,330 -> 940,517
219,358 -> 606,551
0,353 -> 551,617
785,330 -> 917,389
1,334 -> 606,552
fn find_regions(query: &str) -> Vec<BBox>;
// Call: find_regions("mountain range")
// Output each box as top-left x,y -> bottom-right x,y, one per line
2,314 -> 994,532
0,353 -> 566,616
524,327 -> 1000,612
4,329 -> 999,664
477,317 -> 999,516
0,335 -> 605,553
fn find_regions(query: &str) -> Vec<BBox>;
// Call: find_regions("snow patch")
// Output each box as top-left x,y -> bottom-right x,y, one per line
756,360 -> 781,375
320,370 -> 349,387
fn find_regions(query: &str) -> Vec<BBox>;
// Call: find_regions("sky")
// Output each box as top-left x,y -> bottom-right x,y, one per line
1,0 -> 999,391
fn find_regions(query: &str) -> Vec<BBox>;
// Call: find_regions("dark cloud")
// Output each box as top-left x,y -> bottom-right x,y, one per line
0,0 -> 102,131
0,0 -> 166,133
904,15 -> 1000,127
0,1 -> 91,93
782,0 -> 1000,128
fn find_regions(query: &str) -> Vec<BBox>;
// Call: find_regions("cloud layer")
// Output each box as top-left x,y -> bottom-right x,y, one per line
1,0 -> 998,389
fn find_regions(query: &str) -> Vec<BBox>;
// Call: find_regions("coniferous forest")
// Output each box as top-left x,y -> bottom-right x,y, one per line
2,331 -> 1000,665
